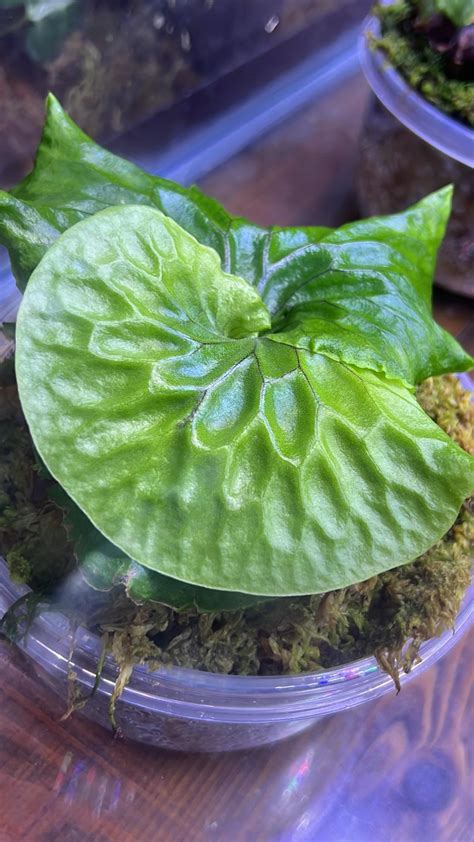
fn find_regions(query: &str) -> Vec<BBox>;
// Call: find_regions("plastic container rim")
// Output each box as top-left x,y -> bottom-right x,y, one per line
358,13 -> 474,168
1,502 -> 472,726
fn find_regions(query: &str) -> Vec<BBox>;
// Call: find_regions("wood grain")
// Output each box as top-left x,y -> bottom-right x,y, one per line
1,69 -> 473,842
0,631 -> 472,842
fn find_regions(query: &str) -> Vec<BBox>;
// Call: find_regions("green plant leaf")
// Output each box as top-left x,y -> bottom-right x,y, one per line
0,96 -> 471,386
15,205 -> 474,597
435,0 -> 474,26
402,1 -> 473,27
265,188 -> 472,385
55,489 -> 264,611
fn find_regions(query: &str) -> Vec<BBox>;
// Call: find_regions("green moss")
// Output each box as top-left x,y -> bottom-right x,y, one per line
372,1 -> 474,126
0,352 -> 75,593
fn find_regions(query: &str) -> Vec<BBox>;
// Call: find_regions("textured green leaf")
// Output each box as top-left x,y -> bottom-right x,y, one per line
15,205 -> 474,597
0,191 -> 59,286
257,189 -> 473,385
1,96 -> 471,385
55,489 -> 264,611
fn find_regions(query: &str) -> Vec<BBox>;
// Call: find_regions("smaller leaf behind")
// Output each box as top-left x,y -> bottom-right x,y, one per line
0,97 -> 470,385
267,188 -> 473,387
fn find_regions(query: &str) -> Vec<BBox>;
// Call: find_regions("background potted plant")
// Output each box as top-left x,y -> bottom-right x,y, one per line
358,0 -> 474,297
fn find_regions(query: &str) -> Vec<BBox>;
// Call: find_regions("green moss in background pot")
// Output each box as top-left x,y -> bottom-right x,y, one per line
372,0 -> 474,126
360,2 -> 474,297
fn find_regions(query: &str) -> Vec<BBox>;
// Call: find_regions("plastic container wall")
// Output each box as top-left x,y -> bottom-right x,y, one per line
0,558 -> 472,752
1,0 -> 370,188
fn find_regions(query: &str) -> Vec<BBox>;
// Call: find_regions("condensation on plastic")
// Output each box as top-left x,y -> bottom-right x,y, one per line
1,280 -> 473,753
359,15 -> 474,169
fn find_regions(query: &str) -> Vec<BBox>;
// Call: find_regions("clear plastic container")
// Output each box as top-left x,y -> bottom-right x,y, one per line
1,559 -> 472,753
357,13 -> 474,298
0,0 -> 370,188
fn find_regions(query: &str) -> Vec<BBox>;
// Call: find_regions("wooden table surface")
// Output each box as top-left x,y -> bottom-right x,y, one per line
1,71 -> 473,842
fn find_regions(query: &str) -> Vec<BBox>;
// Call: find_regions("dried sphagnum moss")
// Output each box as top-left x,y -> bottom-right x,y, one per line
0,364 -> 472,693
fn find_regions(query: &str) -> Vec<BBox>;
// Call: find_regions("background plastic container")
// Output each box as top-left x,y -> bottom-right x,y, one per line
359,15 -> 474,168
357,14 -> 474,298
0,0 -> 371,189
1,0 -> 370,312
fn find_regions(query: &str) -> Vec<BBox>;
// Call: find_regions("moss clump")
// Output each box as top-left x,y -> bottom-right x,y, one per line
416,374 -> 474,448
103,502 -> 471,684
0,352 -> 75,592
372,1 -> 474,126
1,356 -> 472,687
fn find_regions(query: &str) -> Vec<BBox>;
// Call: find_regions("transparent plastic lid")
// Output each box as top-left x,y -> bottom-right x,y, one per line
359,15 -> 474,169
